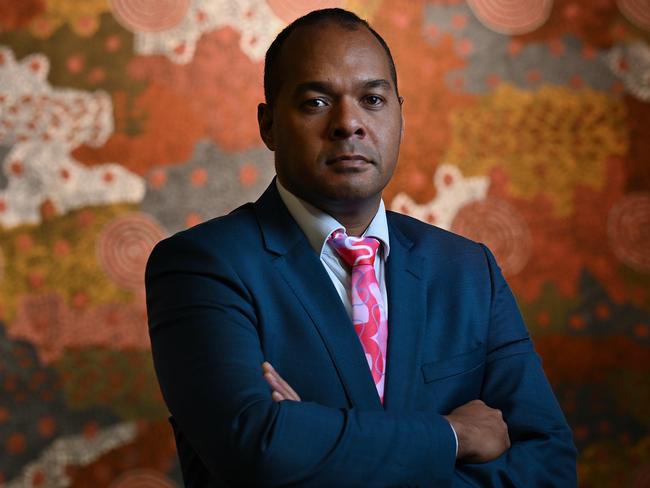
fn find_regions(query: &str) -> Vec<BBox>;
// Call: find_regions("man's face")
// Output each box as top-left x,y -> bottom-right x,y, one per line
258,22 -> 403,214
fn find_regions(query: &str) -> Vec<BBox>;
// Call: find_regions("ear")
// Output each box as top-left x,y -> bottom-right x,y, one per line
399,97 -> 405,144
257,102 -> 275,151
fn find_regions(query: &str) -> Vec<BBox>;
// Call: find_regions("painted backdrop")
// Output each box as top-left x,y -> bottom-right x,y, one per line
1,0 -> 649,486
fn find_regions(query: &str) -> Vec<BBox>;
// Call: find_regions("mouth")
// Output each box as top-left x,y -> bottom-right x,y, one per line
326,154 -> 373,169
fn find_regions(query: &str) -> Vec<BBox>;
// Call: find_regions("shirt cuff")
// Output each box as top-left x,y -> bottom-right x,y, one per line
447,420 -> 459,458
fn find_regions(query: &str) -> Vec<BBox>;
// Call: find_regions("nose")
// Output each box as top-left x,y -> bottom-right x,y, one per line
328,99 -> 366,140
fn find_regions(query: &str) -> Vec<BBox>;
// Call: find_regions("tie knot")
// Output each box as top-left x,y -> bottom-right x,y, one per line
328,230 -> 380,268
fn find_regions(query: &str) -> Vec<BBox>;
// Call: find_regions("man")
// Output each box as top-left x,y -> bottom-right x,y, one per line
146,8 -> 577,487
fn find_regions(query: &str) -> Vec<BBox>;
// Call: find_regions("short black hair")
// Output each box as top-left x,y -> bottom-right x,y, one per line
263,8 -> 398,106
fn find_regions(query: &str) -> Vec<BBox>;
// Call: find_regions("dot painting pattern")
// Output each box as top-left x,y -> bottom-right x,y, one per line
0,0 -> 648,485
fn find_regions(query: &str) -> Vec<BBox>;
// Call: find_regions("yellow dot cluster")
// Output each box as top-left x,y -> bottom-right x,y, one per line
445,84 -> 628,216
30,0 -> 110,37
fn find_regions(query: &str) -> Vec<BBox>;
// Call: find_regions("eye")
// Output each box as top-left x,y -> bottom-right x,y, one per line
302,98 -> 328,109
363,95 -> 385,107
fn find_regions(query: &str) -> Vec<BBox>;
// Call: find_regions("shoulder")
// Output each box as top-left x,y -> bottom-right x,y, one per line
387,211 -> 506,302
146,203 -> 262,273
173,203 -> 258,245
387,210 -> 485,257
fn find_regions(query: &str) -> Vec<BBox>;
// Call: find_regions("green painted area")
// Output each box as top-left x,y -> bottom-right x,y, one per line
580,435 -> 650,487
519,282 -> 580,336
617,265 -> 650,314
0,204 -> 137,323
608,368 -> 650,430
55,347 -> 167,420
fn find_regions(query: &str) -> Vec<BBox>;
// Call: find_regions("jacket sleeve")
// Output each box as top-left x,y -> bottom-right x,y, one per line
145,233 -> 458,487
453,245 -> 577,487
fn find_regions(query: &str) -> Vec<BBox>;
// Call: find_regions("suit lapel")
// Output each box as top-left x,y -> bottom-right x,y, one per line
384,216 -> 427,411
254,182 -> 383,410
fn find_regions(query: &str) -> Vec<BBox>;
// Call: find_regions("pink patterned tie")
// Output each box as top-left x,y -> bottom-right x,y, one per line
329,230 -> 388,403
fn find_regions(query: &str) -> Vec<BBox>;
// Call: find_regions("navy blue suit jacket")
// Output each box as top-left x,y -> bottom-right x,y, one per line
145,181 -> 577,487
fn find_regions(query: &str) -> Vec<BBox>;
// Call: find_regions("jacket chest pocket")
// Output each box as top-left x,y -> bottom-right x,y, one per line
420,344 -> 486,414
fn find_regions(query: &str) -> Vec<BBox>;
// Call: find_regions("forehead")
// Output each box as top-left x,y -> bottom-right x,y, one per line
276,22 -> 393,91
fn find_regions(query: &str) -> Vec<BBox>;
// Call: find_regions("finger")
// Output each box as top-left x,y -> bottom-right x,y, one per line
262,363 -> 286,394
264,371 -> 292,399
265,371 -> 300,401
263,363 -> 301,401
263,371 -> 283,391
263,363 -> 293,402
271,371 -> 301,401
261,361 -> 274,374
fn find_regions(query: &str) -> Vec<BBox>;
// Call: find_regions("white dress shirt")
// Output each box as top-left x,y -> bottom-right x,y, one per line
276,179 -> 389,320
275,179 -> 459,455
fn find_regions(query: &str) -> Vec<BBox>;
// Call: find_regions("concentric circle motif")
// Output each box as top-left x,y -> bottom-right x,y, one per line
467,0 -> 553,35
266,0 -> 344,23
110,0 -> 190,33
109,469 -> 177,488
608,193 -> 650,272
97,213 -> 166,289
451,198 -> 532,276
617,0 -> 650,31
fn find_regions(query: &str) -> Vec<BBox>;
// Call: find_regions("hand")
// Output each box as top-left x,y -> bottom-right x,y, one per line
444,399 -> 510,463
262,362 -> 301,402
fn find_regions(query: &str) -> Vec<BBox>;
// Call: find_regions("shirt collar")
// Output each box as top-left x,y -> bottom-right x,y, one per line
276,179 -> 390,259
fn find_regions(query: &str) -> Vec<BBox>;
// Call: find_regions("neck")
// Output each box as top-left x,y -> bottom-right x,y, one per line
324,198 -> 381,237
275,178 -> 382,236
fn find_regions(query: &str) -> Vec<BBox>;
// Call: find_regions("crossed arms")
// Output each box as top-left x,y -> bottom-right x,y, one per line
263,361 -> 512,465
146,229 -> 577,487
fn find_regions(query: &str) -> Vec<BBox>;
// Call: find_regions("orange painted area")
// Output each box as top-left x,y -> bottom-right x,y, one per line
373,0 -> 475,204
125,27 -> 265,153
67,421 -> 176,488
515,0 -> 623,48
0,0 -> 45,30
625,96 -> 650,193
267,0 -> 344,24
493,157 -> 648,306
536,334 -> 650,384
72,84 -> 204,174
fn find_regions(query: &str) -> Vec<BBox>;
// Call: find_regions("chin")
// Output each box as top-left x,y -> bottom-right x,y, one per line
321,184 -> 380,205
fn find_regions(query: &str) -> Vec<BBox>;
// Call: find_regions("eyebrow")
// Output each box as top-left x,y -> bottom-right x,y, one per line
293,79 -> 393,96
363,79 -> 392,90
